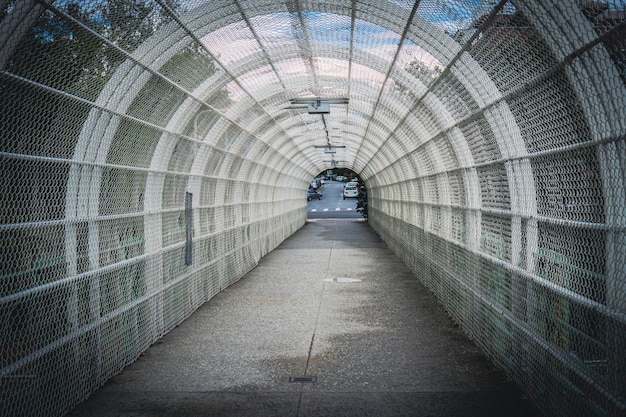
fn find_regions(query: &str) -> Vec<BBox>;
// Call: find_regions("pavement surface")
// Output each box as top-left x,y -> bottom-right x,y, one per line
68,219 -> 542,417
307,181 -> 363,219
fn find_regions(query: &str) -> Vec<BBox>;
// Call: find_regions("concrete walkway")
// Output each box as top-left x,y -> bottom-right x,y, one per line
68,219 -> 541,417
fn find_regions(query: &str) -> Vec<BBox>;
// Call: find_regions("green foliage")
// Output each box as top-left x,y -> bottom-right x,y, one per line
6,1 -> 182,94
99,0 -> 155,50
406,59 -> 443,84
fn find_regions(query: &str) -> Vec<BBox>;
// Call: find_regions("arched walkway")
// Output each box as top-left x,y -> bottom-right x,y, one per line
70,219 -> 541,417
0,2 -> 624,416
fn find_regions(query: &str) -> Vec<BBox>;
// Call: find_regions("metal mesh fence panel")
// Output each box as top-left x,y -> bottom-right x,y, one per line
1,1 -> 308,416
368,2 -> 626,417
1,1 -> 625,417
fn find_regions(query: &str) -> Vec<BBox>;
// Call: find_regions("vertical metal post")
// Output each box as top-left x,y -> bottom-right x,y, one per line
185,192 -> 193,266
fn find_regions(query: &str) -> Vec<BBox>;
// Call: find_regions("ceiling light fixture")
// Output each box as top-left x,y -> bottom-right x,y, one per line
289,97 -> 349,114
313,145 -> 346,153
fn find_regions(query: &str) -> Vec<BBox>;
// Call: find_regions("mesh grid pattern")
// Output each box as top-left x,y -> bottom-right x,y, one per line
1,1 -> 625,417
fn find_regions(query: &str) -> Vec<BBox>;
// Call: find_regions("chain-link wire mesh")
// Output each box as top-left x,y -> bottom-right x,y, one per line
369,2 -> 626,417
1,1 -> 625,417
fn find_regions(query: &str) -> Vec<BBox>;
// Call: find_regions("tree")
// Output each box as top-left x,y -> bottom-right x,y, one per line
356,184 -> 368,219
406,59 -> 443,84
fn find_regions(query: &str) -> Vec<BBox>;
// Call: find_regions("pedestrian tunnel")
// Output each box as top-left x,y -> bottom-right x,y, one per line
0,1 -> 625,417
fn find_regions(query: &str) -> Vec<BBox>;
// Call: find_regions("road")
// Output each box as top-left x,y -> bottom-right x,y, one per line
307,181 -> 363,219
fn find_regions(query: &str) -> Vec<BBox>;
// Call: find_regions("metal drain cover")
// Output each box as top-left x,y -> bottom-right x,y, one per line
289,376 -> 317,383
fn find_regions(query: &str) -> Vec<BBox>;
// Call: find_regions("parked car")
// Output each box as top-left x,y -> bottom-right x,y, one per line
307,189 -> 323,201
343,184 -> 358,199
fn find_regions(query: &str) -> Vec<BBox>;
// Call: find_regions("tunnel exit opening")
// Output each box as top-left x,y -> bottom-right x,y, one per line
307,169 -> 367,220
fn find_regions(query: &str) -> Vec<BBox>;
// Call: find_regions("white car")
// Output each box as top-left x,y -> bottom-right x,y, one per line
343,184 -> 358,199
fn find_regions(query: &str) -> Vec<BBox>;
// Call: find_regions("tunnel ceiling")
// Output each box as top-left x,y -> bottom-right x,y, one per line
157,0 -> 499,181
176,0 -> 461,179
4,0 -> 622,189
107,0 -> 475,183
13,0 -> 617,186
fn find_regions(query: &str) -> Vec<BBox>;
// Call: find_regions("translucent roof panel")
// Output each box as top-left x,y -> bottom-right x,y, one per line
415,0 -> 517,34
200,20 -> 264,67
236,65 -> 283,101
249,12 -> 300,46
305,12 -> 353,48
352,18 -> 403,62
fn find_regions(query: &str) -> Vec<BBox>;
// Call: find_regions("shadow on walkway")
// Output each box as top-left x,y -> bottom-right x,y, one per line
69,219 -> 541,417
